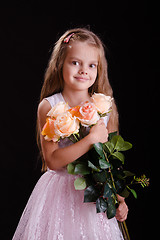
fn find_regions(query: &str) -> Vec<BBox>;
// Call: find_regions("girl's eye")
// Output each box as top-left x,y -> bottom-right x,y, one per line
72,61 -> 79,66
89,64 -> 97,68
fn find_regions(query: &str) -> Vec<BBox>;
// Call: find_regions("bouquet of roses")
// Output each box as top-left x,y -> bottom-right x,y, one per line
41,93 -> 112,142
41,93 -> 149,221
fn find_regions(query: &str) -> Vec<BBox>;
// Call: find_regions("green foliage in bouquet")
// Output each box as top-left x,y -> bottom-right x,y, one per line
67,132 -> 149,219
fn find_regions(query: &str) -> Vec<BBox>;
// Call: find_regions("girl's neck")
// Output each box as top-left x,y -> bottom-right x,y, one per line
62,88 -> 91,107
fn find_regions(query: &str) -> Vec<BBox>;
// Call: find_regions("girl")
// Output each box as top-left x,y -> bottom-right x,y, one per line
13,28 -> 128,240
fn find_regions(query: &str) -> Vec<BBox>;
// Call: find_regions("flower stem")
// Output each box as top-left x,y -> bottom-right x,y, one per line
73,133 -> 79,142
103,150 -> 116,189
103,149 -> 131,240
118,221 -> 130,240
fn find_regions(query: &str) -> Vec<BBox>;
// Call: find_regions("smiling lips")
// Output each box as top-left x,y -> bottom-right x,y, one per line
74,76 -> 90,82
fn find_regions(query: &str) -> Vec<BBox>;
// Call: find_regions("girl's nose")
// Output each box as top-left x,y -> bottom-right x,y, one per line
78,68 -> 88,75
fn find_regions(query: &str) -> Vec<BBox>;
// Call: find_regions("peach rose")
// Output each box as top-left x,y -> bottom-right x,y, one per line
76,101 -> 100,127
69,105 -> 81,118
91,93 -> 112,115
54,111 -> 80,139
47,102 -> 69,119
41,118 -> 59,142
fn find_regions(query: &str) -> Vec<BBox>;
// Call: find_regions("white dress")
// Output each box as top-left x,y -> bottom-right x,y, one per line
12,93 -> 124,240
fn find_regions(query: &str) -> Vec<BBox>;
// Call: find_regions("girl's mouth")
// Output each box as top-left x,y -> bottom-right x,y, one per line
74,76 -> 90,82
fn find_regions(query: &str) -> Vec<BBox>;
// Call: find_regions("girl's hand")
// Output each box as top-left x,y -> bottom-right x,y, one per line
116,195 -> 129,222
89,119 -> 108,144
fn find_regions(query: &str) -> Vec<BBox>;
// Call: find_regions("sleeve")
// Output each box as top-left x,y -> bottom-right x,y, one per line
102,114 -> 110,127
44,95 -> 55,108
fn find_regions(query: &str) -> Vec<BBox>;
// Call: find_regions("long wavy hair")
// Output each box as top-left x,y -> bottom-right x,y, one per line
37,28 -> 119,171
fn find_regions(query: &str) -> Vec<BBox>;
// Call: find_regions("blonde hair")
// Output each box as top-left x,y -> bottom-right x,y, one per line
37,28 -> 119,170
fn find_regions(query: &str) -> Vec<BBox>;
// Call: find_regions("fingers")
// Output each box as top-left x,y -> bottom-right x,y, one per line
90,119 -> 108,143
117,194 -> 125,202
97,118 -> 105,125
116,201 -> 129,222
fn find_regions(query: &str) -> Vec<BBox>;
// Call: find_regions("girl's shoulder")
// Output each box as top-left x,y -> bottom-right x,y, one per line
37,93 -> 62,129
44,92 -> 63,108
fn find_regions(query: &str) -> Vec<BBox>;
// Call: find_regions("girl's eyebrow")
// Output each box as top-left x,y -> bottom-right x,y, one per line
68,57 -> 82,61
68,56 -> 98,64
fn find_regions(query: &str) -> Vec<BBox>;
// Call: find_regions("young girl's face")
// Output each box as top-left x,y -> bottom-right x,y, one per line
63,41 -> 98,93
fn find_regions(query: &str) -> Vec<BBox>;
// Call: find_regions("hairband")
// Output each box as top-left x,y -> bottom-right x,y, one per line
64,33 -> 75,43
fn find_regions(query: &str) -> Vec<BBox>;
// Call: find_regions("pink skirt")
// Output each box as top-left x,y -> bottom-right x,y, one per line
13,169 -> 123,240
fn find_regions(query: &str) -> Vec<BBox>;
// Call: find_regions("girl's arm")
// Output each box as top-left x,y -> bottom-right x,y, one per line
38,100 -> 108,170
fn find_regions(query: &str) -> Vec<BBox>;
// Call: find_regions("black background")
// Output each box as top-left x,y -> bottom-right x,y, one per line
0,1 -> 157,239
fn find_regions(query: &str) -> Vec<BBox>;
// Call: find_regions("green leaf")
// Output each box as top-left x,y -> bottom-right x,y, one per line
112,152 -> 125,164
103,182 -> 113,198
99,158 -> 110,169
108,131 -> 118,141
84,185 -> 99,202
130,188 -> 137,199
74,177 -> 86,190
67,163 -> 75,175
111,135 -> 125,151
99,112 -> 107,118
106,199 -> 116,219
93,171 -> 108,183
120,141 -> 132,151
96,197 -> 107,213
103,182 -> 117,219
93,142 -> 104,158
118,187 -> 130,198
123,170 -> 135,177
88,161 -> 101,172
114,179 -> 125,194
104,141 -> 114,153
74,163 -> 90,175
127,186 -> 137,199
